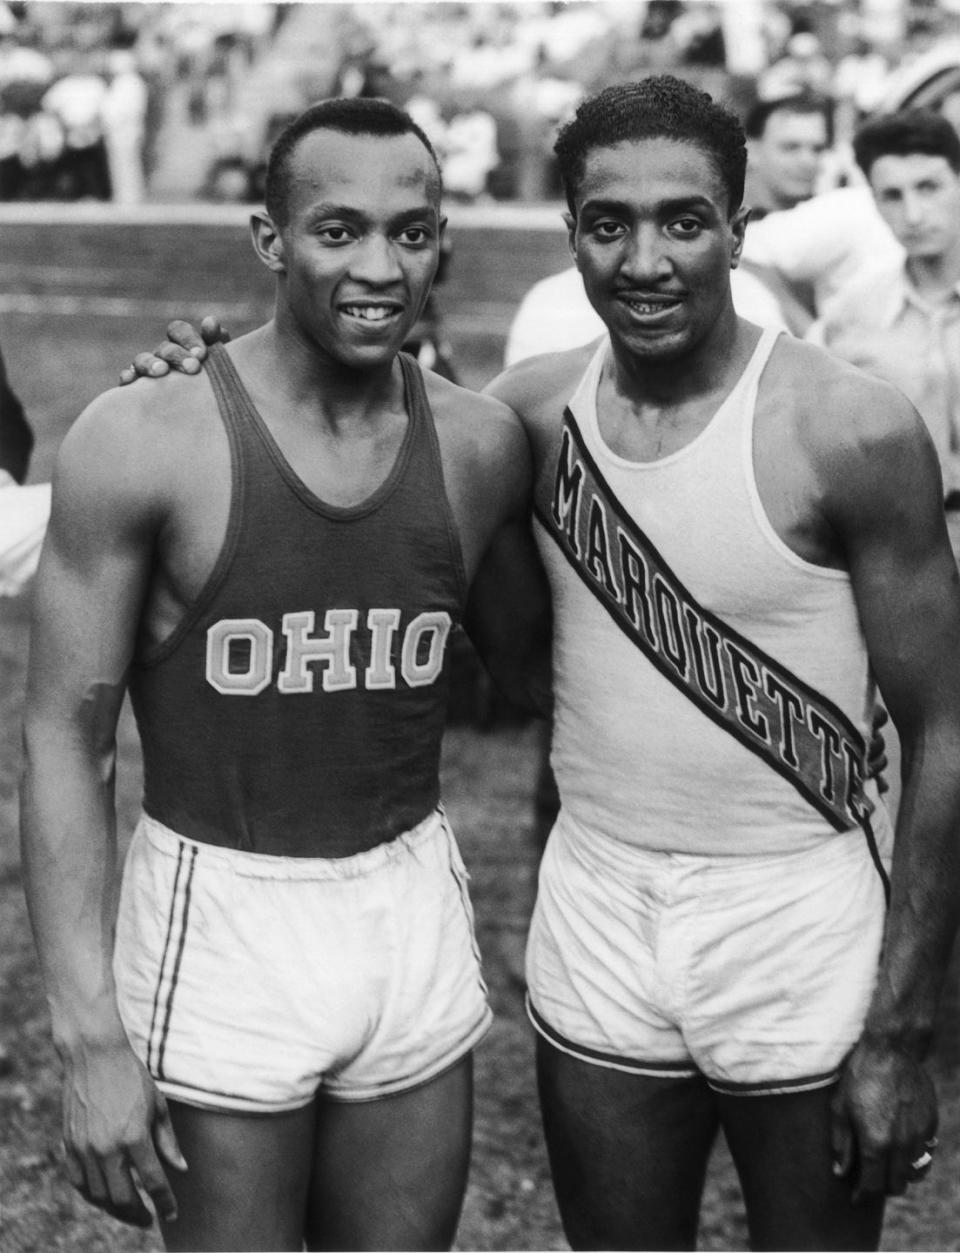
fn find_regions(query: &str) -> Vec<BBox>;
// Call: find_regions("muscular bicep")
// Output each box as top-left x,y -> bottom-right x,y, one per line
830,403 -> 960,746
25,408 -> 160,738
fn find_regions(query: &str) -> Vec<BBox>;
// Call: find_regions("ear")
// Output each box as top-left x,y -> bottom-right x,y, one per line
563,210 -> 579,268
250,210 -> 285,274
729,204 -> 750,270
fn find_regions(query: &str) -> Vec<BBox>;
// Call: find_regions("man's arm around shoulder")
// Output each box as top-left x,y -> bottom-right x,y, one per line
20,386 -> 186,1230
814,367 -> 960,1198
435,382 -> 553,718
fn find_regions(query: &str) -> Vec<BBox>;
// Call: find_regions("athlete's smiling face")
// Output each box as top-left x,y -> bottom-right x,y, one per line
567,137 -> 747,363
264,127 -> 445,369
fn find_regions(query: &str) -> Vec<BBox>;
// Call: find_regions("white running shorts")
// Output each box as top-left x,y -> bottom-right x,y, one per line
526,808 -> 889,1095
114,808 -> 492,1113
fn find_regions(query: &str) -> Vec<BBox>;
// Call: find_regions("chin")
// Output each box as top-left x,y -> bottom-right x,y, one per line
615,326 -> 693,363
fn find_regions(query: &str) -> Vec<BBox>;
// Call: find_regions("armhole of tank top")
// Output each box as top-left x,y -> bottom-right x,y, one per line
137,346 -> 246,668
742,329 -> 850,582
400,353 -> 469,609
567,338 -> 608,441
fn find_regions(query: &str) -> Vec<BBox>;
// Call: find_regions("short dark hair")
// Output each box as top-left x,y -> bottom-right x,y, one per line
853,109 -> 960,179
554,76 -> 748,218
265,96 -> 442,226
744,93 -> 833,144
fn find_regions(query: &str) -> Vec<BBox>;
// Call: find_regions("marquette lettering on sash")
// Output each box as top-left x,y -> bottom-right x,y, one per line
537,413 -> 870,833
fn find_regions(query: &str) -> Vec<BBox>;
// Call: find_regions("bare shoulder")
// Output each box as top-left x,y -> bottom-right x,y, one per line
54,369 -> 221,522
423,368 -> 528,467
485,343 -> 597,446
765,336 -> 943,544
768,334 -> 928,461
487,344 -> 595,412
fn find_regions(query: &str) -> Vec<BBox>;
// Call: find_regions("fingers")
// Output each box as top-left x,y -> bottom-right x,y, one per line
829,1091 -> 854,1180
128,1136 -> 180,1225
103,1152 -> 154,1227
119,354 -> 168,385
132,350 -> 170,379
153,340 -> 202,375
153,1094 -> 188,1173
66,1145 -> 154,1228
200,314 -> 230,345
62,1094 -> 187,1230
165,318 -> 210,356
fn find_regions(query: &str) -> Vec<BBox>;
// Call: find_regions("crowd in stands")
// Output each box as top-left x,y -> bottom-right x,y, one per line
0,1 -> 279,202
0,0 -> 957,205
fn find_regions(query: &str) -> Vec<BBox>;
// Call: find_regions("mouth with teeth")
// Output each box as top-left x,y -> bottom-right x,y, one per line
341,303 -> 402,325
620,294 -> 683,319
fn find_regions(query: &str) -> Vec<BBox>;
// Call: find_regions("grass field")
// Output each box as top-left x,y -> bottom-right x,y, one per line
1,211 -> 959,1252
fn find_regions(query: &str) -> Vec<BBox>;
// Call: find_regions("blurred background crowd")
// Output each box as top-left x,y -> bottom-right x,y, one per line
0,0 -> 957,208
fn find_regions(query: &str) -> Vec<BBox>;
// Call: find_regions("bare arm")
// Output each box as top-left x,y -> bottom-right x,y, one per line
447,387 -> 552,718
464,510 -> 553,719
822,389 -> 960,1197
20,397 -> 186,1227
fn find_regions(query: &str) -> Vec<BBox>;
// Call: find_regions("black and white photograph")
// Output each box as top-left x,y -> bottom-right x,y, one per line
2,1 -> 960,1249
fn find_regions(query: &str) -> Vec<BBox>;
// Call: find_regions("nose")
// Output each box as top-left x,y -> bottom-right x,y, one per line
798,145 -> 819,174
621,224 -> 672,282
351,232 -> 403,285
901,190 -> 924,227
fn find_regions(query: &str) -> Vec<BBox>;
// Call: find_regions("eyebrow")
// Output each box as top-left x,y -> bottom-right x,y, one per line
581,194 -> 719,215
303,202 -> 437,225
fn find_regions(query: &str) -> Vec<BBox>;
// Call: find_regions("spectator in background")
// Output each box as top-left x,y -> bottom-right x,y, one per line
0,339 -> 48,598
739,180 -> 902,333
757,30 -> 833,102
743,92 -> 831,218
42,58 -> 110,199
442,108 -> 498,201
0,26 -> 53,199
101,47 -> 148,204
818,110 -> 960,555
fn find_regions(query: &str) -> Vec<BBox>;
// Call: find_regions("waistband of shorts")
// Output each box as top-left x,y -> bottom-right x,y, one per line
554,806 -> 880,882
134,808 -> 448,881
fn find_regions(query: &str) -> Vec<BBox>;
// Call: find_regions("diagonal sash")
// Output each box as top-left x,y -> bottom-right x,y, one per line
535,410 -> 873,834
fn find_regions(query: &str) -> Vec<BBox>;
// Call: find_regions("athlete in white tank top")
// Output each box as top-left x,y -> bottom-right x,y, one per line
538,327 -> 893,859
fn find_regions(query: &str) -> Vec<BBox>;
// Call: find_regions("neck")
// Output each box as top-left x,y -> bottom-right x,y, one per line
240,316 -> 405,429
906,242 -> 960,297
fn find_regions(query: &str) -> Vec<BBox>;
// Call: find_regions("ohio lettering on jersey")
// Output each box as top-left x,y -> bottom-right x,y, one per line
536,412 -> 872,834
205,608 -> 452,695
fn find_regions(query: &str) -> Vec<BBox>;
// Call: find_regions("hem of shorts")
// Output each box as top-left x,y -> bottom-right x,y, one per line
154,1078 -> 314,1116
323,1006 -> 495,1104
526,995 -> 699,1079
707,1068 -> 841,1097
152,1008 -> 494,1114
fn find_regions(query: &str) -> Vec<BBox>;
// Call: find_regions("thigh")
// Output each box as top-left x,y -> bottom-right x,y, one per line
304,1053 -> 473,1252
159,1099 -> 316,1252
536,1035 -> 720,1251
719,1085 -> 885,1252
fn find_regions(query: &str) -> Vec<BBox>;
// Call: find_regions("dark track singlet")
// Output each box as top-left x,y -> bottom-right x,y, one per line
129,346 -> 467,857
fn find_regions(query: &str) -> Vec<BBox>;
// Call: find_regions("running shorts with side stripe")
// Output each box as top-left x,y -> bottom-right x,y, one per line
526,808 -> 889,1096
114,808 -> 492,1113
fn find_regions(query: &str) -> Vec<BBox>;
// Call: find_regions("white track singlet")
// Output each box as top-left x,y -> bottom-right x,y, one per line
533,328 -> 893,859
